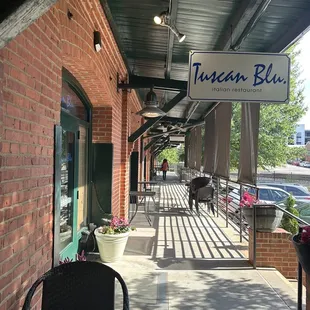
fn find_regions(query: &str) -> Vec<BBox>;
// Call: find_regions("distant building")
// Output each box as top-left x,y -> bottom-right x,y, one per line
289,124 -> 305,145
306,142 -> 310,161
305,130 -> 310,144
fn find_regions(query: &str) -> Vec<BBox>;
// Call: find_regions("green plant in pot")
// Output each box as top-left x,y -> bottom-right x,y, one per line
292,225 -> 310,275
280,195 -> 299,235
94,216 -> 135,263
240,192 -> 283,232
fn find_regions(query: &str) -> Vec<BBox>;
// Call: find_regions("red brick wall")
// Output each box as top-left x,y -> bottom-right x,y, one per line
248,228 -> 306,285
0,6 -> 62,309
0,0 -> 141,309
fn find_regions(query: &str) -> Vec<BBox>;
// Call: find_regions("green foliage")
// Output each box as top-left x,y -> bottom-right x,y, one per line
157,147 -> 180,164
286,146 -> 307,161
280,195 -> 299,235
230,44 -> 307,169
178,145 -> 185,162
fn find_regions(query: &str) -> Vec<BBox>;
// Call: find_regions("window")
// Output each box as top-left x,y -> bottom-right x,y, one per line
271,190 -> 289,202
285,186 -> 306,196
61,81 -> 88,121
258,189 -> 272,201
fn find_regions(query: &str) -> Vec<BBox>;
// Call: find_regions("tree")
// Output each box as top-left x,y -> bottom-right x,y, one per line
230,44 -> 307,169
157,147 -> 180,164
286,146 -> 307,161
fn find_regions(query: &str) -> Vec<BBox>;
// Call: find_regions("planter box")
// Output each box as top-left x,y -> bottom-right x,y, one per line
243,206 -> 283,232
292,234 -> 310,275
94,229 -> 129,263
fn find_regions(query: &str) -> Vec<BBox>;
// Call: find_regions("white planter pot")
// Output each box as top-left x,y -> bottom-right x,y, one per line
94,229 -> 129,263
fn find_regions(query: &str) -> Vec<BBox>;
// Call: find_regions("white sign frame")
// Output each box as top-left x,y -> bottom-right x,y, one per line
187,51 -> 290,103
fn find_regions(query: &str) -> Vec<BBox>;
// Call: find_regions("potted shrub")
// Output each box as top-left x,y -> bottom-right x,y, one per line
292,225 -> 310,275
241,192 -> 283,232
280,195 -> 299,235
94,216 -> 135,263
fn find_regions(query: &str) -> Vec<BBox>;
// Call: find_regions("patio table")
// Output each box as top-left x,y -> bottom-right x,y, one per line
138,180 -> 161,203
129,191 -> 156,226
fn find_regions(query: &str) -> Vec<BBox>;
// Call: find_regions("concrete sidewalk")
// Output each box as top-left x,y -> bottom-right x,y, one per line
97,174 -> 306,309
108,254 -> 304,309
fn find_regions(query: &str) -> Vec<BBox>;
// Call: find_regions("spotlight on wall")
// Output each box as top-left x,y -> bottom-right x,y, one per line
153,11 -> 167,25
136,89 -> 166,118
153,10 -> 186,43
94,31 -> 102,52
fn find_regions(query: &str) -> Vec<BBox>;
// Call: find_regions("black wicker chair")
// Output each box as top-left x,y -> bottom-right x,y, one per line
189,177 -> 214,213
22,261 -> 129,310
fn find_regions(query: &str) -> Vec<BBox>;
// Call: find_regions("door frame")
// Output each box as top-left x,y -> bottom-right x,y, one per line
53,68 -> 93,265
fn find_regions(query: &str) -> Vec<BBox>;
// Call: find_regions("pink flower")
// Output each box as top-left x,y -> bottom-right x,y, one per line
301,226 -> 310,245
239,192 -> 258,208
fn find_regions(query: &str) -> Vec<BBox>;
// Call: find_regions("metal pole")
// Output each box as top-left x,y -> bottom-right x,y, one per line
217,178 -> 219,217
253,204 -> 257,269
226,180 -> 229,228
297,225 -> 303,310
239,184 -> 243,242
297,262 -> 302,310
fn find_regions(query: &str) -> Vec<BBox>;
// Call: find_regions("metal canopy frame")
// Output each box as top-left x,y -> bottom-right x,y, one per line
118,75 -> 187,92
128,91 -> 187,143
217,0 -> 272,51
105,0 -> 310,156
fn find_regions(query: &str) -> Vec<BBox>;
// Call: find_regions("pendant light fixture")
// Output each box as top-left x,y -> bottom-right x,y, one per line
153,10 -> 186,43
136,88 -> 166,118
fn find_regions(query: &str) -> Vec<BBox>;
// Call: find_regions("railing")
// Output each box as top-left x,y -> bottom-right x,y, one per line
176,166 -> 310,310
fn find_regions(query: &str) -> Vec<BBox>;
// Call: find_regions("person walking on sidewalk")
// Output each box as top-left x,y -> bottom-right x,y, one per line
161,159 -> 169,181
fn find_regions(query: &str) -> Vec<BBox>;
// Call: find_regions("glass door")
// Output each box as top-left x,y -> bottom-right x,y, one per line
59,113 -> 79,260
77,125 -> 88,231
54,73 -> 91,264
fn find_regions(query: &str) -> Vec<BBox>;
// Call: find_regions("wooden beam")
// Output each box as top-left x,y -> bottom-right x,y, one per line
0,0 -> 58,49
128,91 -> 186,143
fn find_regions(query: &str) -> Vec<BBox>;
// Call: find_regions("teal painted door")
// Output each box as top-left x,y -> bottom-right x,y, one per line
59,113 -> 79,261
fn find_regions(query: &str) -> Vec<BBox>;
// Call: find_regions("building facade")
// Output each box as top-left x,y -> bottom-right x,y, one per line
290,124 -> 306,145
0,1 -> 147,308
305,129 -> 310,144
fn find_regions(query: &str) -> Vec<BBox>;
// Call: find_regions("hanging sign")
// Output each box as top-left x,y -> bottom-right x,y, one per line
188,51 -> 290,103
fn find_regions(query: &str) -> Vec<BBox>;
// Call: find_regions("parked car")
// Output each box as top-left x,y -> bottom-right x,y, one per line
303,162 -> 310,168
293,201 -> 310,224
222,185 -> 293,214
258,183 -> 310,200
292,160 -> 301,166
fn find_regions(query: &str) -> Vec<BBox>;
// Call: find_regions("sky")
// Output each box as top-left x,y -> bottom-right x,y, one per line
297,30 -> 310,129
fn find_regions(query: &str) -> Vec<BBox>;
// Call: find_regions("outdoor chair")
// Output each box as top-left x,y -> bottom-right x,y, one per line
22,261 -> 129,310
189,177 -> 214,213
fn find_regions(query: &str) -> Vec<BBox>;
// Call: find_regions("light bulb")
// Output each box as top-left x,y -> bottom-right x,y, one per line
178,34 -> 186,43
154,16 -> 162,25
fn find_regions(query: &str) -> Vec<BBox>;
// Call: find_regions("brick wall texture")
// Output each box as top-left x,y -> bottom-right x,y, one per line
0,0 -> 143,308
248,228 -> 307,285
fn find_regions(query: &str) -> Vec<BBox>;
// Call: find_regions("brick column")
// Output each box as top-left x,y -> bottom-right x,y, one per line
248,228 -> 306,285
92,107 -> 112,143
